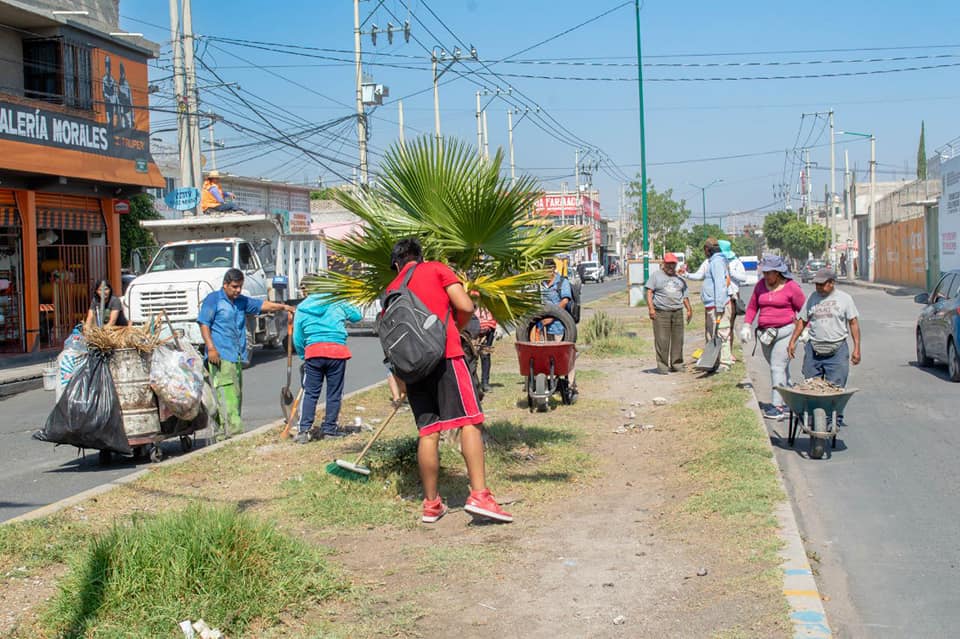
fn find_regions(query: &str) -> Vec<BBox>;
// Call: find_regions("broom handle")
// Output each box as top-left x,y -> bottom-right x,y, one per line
159,309 -> 182,350
353,399 -> 403,464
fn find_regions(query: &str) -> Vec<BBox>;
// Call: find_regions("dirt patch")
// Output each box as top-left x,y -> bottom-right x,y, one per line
0,564 -> 65,636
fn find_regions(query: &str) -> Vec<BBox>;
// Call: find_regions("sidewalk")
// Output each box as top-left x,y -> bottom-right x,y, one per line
841,276 -> 924,297
0,360 -> 49,397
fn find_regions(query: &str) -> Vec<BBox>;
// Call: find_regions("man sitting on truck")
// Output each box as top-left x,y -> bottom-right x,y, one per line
198,268 -> 295,438
201,170 -> 239,213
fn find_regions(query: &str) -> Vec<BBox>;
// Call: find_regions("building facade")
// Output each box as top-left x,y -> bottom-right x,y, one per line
0,1 -> 163,358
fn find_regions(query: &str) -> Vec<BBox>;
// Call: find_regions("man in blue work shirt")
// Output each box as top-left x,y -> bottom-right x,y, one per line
198,268 -> 295,438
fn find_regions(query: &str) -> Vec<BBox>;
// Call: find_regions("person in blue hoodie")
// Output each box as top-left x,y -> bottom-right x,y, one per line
701,237 -> 734,370
292,293 -> 363,444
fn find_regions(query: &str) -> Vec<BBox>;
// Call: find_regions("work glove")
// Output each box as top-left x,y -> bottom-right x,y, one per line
739,326 -> 753,343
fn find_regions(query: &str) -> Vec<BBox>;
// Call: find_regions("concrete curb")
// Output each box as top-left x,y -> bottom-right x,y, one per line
4,379 -> 387,525
740,375 -> 833,639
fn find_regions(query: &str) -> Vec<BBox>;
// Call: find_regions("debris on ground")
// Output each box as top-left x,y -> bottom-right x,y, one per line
179,619 -> 225,639
652,397 -> 668,406
613,615 -> 626,625
793,378 -> 845,394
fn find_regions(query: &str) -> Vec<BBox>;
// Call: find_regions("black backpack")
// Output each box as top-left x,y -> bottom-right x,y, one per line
566,277 -> 582,323
378,264 -> 449,384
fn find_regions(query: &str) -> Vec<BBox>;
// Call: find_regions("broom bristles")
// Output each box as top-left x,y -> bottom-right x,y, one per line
325,460 -> 369,482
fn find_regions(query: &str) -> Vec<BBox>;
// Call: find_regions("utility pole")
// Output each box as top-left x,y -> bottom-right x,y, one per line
168,0 -> 189,204
869,135 -> 877,282
829,109 -> 836,262
803,149 -> 812,222
475,91 -> 483,156
843,149 -> 851,280
353,0 -> 368,184
398,100 -> 404,145
507,109 -> 515,185
575,149 -> 582,258
208,116 -> 217,170
432,53 -> 440,141
182,0 -> 200,194
560,182 -> 567,226
634,0 -> 650,279
482,110 -> 489,161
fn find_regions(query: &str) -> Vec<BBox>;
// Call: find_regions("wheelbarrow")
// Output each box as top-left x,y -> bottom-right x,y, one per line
515,340 -> 576,412
775,385 -> 858,459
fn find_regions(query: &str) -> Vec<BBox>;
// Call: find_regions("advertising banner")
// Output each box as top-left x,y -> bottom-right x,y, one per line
533,193 -> 601,220
0,48 -> 162,187
940,156 -> 960,272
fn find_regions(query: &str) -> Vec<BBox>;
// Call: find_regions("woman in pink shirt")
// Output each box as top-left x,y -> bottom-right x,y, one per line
742,255 -> 805,420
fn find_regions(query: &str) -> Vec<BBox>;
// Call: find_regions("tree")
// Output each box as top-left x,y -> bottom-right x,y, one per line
119,193 -> 161,268
762,210 -> 795,251
780,219 -> 829,262
625,178 -> 690,256
730,233 -> 762,258
303,136 -> 585,322
683,224 -> 727,271
917,121 -> 927,180
310,187 -> 339,200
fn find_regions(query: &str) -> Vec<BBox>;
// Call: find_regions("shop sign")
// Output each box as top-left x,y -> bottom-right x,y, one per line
114,199 -> 130,214
0,99 -> 151,164
135,158 -> 148,173
164,187 -> 201,211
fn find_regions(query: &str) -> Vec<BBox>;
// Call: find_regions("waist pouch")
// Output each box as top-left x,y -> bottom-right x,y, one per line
757,327 -> 779,346
811,340 -> 843,357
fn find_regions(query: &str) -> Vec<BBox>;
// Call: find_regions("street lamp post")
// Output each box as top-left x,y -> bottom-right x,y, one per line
690,178 -> 723,226
838,131 -> 875,281
634,0 -> 650,279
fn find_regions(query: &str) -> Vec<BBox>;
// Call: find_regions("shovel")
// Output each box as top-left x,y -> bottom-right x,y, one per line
280,311 -> 295,419
695,318 -> 724,372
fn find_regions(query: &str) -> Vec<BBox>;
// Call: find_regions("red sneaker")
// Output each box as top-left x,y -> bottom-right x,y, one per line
464,489 -> 513,523
421,496 -> 448,523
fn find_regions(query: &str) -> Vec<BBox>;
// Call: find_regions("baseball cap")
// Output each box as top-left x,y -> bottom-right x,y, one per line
663,252 -> 678,263
812,267 -> 837,284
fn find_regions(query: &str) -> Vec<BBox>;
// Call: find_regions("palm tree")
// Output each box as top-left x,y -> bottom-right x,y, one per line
303,136 -> 586,322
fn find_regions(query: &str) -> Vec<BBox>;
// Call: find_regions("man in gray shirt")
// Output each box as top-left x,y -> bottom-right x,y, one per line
787,267 -> 861,394
645,253 -> 693,374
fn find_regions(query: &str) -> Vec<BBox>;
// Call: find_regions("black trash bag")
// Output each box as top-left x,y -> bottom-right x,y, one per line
34,351 -> 132,455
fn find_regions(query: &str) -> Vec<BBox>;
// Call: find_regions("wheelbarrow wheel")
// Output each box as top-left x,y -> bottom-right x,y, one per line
534,374 -> 549,412
179,435 -> 194,453
149,444 -> 164,464
809,408 -> 827,460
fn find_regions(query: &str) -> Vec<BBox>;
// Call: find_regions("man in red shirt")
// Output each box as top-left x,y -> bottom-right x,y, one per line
385,238 -> 512,524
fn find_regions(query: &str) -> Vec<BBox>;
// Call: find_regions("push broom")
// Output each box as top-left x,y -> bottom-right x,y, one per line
325,398 -> 403,481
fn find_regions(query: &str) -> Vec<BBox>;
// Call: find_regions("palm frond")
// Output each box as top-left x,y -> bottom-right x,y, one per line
303,135 -> 588,323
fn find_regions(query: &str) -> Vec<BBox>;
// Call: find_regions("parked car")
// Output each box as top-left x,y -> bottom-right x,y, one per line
579,261 -> 605,283
915,269 -> 960,380
799,259 -> 827,283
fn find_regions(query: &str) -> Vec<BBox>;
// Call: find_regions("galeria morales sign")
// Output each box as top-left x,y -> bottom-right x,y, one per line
0,100 -> 149,161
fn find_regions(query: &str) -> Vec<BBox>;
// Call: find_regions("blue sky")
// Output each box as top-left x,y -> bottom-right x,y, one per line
122,0 -> 960,229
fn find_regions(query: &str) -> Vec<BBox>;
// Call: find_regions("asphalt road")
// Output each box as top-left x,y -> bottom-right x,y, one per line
0,278 -> 624,522
742,283 -> 960,638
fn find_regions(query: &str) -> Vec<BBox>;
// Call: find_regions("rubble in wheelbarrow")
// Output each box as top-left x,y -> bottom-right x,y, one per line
793,378 -> 844,393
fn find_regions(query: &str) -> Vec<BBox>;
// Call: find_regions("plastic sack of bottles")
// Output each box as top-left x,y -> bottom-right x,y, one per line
150,343 -> 204,421
56,326 -> 88,402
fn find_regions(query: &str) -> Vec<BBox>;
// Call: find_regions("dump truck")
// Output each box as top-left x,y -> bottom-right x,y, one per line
124,211 -> 326,363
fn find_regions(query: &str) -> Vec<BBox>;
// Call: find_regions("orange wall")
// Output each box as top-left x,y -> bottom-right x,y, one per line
875,218 -> 925,288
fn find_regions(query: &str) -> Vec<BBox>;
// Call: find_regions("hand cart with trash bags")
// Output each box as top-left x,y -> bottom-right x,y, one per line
33,312 -> 217,464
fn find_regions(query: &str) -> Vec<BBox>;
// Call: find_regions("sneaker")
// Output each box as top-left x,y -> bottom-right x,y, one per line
421,496 -> 448,523
762,405 -> 784,420
320,430 -> 347,439
295,430 -> 312,445
464,489 -> 513,523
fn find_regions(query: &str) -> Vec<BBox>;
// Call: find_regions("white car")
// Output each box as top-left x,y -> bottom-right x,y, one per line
579,261 -> 605,283
739,255 -> 759,286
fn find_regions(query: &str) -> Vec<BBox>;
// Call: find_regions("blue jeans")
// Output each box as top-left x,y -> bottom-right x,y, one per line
298,357 -> 347,435
802,341 -> 850,388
